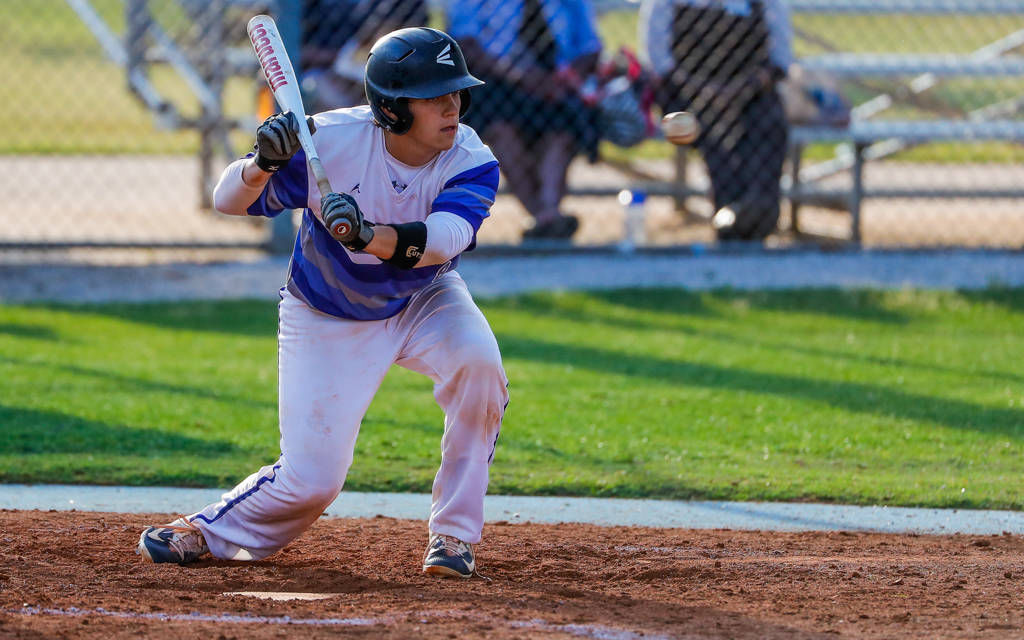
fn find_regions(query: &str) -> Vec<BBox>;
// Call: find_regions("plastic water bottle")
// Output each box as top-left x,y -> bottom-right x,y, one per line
618,189 -> 647,252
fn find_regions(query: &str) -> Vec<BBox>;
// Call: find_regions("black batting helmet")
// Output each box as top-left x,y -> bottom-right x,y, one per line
364,27 -> 483,135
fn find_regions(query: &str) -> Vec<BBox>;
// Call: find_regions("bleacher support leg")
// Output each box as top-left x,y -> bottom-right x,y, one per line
789,143 -> 804,235
673,146 -> 689,217
198,0 -> 226,211
851,142 -> 866,246
199,122 -> 213,210
125,0 -> 147,87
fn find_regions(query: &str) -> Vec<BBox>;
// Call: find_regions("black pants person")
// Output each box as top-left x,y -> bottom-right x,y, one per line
663,1 -> 788,241
699,88 -> 787,240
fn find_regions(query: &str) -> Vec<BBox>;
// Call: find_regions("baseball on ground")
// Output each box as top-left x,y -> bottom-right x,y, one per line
661,111 -> 699,145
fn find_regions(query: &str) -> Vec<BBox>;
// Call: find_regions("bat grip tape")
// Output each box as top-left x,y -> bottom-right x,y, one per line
308,157 -> 333,197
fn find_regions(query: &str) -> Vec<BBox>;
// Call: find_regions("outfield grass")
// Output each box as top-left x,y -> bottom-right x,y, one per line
1,288 -> 1022,509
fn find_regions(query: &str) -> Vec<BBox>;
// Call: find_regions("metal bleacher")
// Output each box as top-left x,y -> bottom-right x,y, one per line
785,0 -> 1024,244
64,0 -> 275,213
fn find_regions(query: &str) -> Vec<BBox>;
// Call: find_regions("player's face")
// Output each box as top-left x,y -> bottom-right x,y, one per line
406,91 -> 461,151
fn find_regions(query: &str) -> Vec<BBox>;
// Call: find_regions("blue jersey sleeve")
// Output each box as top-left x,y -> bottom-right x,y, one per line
245,149 -> 310,218
430,161 -> 499,231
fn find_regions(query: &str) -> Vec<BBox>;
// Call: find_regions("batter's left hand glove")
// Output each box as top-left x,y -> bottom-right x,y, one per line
322,192 -> 374,251
252,111 -> 314,173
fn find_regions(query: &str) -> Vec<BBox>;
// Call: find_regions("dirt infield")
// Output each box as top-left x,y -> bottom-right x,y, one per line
2,510 -> 1023,639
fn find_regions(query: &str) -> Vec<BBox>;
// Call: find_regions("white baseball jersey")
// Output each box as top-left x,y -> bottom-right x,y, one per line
246,105 -> 499,320
189,108 -> 509,561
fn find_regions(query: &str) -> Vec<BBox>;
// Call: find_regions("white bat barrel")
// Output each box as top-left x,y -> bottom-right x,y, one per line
246,15 -> 333,197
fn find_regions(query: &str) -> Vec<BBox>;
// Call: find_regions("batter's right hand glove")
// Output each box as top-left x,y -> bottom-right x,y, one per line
253,111 -> 315,172
322,192 -> 375,251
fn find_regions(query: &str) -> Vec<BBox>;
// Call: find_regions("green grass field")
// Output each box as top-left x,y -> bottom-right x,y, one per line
6,1 -> 1024,163
2,287 -> 1022,509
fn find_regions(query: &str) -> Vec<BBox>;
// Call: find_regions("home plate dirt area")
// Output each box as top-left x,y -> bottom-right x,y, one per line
2,511 -> 1023,639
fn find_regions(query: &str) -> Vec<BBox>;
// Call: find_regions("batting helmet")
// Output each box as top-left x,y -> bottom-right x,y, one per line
364,27 -> 483,135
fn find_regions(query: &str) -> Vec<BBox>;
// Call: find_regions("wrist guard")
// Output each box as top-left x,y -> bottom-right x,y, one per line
384,222 -> 427,269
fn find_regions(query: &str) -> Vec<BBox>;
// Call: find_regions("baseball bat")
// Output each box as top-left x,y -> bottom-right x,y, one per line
246,15 -> 334,201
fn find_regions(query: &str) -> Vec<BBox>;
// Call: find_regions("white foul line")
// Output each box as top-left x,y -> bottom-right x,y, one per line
13,606 -> 672,640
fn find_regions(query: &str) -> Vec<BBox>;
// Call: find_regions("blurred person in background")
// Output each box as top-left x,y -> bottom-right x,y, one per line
641,0 -> 792,242
301,0 -> 428,111
446,0 -> 603,240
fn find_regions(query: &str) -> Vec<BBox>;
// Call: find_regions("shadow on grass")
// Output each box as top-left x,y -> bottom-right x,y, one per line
958,286 -> 1024,314
485,290 -> 1021,385
0,404 -> 239,456
701,288 -> 912,324
1,355 -> 276,410
496,334 -> 1024,438
363,403 -> 573,461
488,288 -> 911,326
694,327 -> 1024,386
0,322 -> 61,341
35,299 -> 278,337
484,289 -> 713,322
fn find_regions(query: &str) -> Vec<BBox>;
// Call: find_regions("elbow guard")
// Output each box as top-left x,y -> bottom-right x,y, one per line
385,221 -> 428,269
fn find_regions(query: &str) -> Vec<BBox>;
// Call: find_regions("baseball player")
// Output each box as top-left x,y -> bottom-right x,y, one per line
136,27 -> 508,579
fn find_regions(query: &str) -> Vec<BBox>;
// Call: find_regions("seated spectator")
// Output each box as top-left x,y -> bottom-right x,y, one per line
641,0 -> 792,242
301,0 -> 428,111
446,0 -> 602,240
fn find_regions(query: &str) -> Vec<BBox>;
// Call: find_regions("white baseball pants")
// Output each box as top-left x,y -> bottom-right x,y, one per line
188,271 -> 508,561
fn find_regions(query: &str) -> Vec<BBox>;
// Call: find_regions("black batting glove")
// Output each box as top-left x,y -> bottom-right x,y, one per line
253,111 -> 316,172
322,192 -> 375,251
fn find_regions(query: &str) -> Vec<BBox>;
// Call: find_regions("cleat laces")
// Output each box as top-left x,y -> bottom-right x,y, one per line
437,534 -> 469,556
165,518 -> 207,560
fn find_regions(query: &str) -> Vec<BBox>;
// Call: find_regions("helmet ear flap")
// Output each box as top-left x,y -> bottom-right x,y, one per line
388,98 -> 413,134
458,89 -> 472,118
376,97 -> 414,135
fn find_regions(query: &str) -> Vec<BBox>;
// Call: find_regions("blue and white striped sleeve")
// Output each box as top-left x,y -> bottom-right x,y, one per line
430,160 -> 499,230
245,149 -> 310,218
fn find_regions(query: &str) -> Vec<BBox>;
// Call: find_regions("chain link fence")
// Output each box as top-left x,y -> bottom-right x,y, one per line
5,0 -> 1024,258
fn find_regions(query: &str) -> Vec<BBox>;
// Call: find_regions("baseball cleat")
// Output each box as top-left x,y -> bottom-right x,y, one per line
137,517 -> 209,564
422,533 -> 475,578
